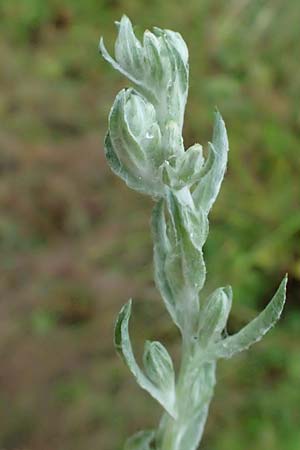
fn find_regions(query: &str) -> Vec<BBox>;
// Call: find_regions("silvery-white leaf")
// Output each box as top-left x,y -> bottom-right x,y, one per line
99,16 -> 155,102
114,300 -> 177,418
143,30 -> 164,85
193,111 -> 229,213
160,191 -> 208,335
176,144 -> 204,184
164,239 -> 187,307
151,200 -> 181,329
125,430 -> 156,450
163,120 -> 185,159
163,29 -> 189,66
114,15 -> 144,75
212,275 -> 287,359
166,190 -> 207,290
146,26 -> 189,129
105,133 -> 148,194
197,286 -> 232,346
99,38 -> 152,100
161,143 -> 204,190
161,32 -> 189,129
100,15 -> 189,130
143,341 -> 175,400
152,26 -> 189,91
176,195 -> 209,250
107,88 -> 164,196
123,89 -> 163,168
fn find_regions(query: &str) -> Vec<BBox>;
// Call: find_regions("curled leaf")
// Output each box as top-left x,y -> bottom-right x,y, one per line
107,88 -> 164,196
114,300 -> 177,418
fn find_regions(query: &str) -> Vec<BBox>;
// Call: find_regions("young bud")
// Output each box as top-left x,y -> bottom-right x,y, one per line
143,341 -> 175,393
198,286 -> 232,346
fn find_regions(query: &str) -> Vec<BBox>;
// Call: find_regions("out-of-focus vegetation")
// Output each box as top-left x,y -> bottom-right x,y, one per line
0,1 -> 299,449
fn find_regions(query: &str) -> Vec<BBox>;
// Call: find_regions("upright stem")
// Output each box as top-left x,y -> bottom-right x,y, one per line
157,342 -> 216,450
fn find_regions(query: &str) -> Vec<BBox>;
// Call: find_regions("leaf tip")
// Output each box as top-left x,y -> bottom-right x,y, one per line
98,36 -> 105,54
114,299 -> 132,352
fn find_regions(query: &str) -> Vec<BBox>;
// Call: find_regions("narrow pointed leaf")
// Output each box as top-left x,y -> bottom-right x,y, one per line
114,15 -> 144,74
212,276 -> 287,359
99,37 -> 147,93
193,111 -> 229,213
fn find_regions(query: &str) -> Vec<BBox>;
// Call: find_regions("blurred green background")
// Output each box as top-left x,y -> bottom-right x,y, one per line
1,0 -> 300,449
